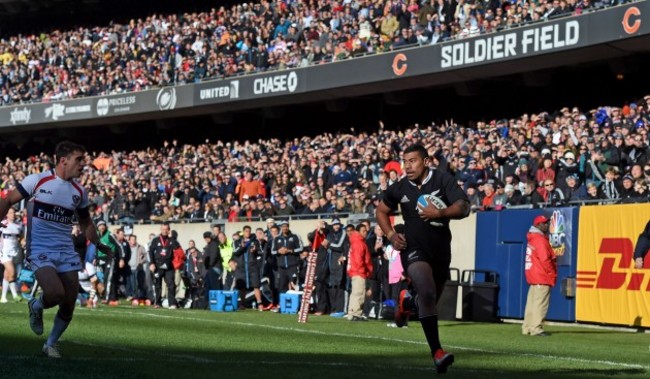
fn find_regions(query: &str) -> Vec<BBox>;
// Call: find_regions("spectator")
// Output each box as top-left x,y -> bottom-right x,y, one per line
346,224 -> 373,322
504,184 -> 524,206
563,174 -> 588,202
535,156 -> 556,185
585,181 -> 606,204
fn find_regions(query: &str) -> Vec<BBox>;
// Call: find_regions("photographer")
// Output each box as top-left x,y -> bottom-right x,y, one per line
148,222 -> 181,309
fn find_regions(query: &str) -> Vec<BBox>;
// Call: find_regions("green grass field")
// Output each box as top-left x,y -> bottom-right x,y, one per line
1,302 -> 649,379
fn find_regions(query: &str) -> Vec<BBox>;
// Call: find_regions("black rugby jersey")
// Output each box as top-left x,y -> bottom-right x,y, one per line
382,169 -> 468,258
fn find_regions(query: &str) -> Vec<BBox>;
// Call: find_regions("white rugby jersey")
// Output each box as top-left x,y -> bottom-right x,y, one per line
17,170 -> 89,256
1,221 -> 23,254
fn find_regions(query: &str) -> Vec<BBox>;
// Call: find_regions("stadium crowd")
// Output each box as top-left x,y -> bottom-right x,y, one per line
2,96 -> 650,226
1,95 -> 649,314
0,0 -> 624,105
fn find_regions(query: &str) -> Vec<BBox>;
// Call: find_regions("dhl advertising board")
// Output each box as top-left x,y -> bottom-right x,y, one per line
576,204 -> 650,327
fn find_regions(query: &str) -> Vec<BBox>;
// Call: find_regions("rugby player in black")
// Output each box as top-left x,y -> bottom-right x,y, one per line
376,144 -> 469,374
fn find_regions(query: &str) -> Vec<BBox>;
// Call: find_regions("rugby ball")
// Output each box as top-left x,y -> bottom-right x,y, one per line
417,193 -> 447,227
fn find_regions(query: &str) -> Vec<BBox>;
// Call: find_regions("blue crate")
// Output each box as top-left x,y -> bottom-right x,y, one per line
209,290 -> 239,312
280,292 -> 302,314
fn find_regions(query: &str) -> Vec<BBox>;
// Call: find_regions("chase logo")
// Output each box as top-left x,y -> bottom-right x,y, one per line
549,210 -> 566,256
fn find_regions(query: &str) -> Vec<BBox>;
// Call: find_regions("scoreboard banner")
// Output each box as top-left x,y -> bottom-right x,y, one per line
576,203 -> 650,327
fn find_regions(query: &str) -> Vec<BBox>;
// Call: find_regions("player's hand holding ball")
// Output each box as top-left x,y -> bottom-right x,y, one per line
417,194 -> 447,226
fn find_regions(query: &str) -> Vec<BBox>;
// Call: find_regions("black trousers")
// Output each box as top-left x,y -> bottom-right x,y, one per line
277,266 -> 298,293
154,268 -> 176,307
327,285 -> 345,313
314,280 -> 330,314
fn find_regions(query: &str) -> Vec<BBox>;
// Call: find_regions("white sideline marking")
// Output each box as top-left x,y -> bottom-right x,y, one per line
78,309 -> 650,371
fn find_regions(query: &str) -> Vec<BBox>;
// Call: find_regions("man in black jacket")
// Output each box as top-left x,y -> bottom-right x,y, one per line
233,226 -> 263,309
320,218 -> 347,317
202,231 -> 223,293
112,228 -> 131,305
309,220 -> 329,315
148,222 -> 181,309
271,221 -> 304,293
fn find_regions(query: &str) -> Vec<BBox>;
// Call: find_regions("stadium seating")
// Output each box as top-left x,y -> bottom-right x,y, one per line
0,0 -> 614,106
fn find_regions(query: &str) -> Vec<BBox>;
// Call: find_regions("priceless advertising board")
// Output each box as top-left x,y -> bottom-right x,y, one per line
576,203 -> 650,327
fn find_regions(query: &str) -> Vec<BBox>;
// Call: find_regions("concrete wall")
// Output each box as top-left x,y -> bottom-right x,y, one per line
127,214 -> 478,268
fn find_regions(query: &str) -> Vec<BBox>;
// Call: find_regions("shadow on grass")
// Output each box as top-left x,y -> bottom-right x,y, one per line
458,367 -> 647,379
0,334 -> 647,379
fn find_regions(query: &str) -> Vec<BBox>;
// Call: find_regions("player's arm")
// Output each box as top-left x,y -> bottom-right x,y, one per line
292,234 -> 304,255
0,190 -> 25,221
376,200 -> 406,250
77,207 -> 113,259
419,171 -> 471,221
420,199 -> 470,221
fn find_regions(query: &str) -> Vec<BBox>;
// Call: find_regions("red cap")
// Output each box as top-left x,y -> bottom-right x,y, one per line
533,215 -> 549,226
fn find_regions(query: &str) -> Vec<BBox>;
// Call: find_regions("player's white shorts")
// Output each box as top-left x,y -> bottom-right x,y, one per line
78,262 -> 97,281
28,251 -> 82,273
0,249 -> 18,264
78,262 -> 97,293
79,278 -> 93,293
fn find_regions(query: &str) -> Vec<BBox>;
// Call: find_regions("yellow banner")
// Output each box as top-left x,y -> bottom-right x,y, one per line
576,203 -> 650,327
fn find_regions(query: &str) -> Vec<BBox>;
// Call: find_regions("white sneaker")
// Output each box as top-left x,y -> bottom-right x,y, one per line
0,298 -> 7,304
42,344 -> 61,358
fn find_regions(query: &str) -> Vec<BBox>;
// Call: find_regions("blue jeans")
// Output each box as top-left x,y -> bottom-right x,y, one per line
126,271 -> 137,298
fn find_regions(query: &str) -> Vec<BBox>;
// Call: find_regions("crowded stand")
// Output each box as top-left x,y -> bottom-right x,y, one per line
0,0 -> 624,106
1,97 -> 649,225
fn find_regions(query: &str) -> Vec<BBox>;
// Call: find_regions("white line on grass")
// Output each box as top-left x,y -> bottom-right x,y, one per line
84,309 -> 650,371
66,336 -> 433,372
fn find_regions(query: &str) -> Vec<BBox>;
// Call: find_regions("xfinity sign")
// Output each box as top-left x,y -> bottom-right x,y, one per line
253,71 -> 298,95
10,107 -> 31,125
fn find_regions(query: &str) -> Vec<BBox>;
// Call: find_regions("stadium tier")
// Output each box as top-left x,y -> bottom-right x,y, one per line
0,1 -> 648,131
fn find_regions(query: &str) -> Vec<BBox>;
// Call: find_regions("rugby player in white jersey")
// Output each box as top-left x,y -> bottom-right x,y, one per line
0,141 -> 112,358
1,208 -> 23,302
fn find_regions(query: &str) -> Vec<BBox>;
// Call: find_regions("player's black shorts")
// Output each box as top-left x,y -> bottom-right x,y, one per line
400,249 -> 451,288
